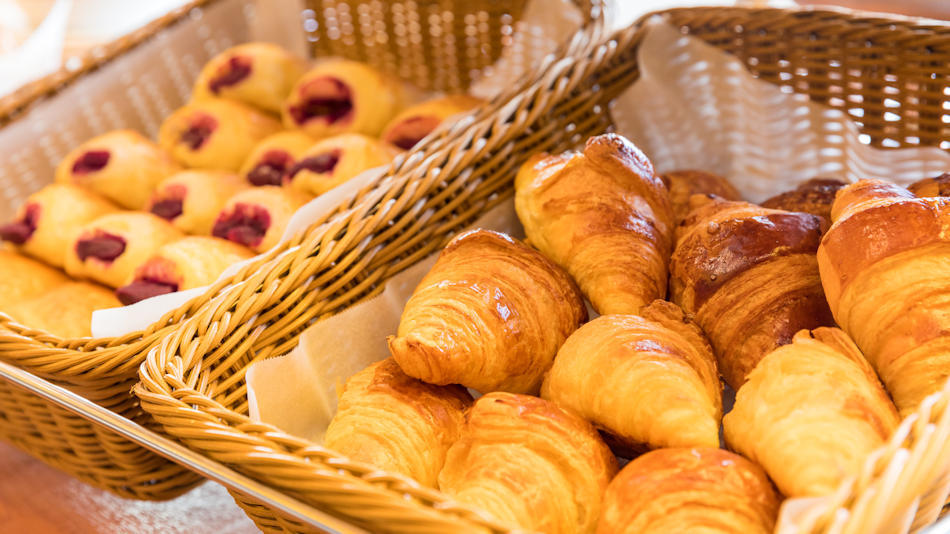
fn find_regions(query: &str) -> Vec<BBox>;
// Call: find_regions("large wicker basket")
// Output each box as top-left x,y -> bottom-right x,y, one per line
133,5 -> 950,534
0,0 -> 589,500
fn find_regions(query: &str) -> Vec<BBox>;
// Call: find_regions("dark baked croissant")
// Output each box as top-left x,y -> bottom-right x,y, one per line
670,195 -> 834,389
439,392 -> 617,534
659,169 -> 741,223
819,178 -> 950,415
324,358 -> 472,487
596,448 -> 780,534
8,281 -> 120,338
211,186 -> 311,253
907,172 -> 950,197
541,300 -> 721,452
389,229 -> 586,394
148,171 -> 248,235
515,133 -> 674,315
0,250 -> 68,312
192,42 -> 305,113
761,177 -> 848,228
380,95 -> 483,150
238,131 -> 316,187
724,327 -> 900,496
286,133 -> 396,196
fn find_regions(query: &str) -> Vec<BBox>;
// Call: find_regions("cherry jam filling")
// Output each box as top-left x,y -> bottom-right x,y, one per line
0,203 -> 40,244
247,151 -> 294,186
115,278 -> 179,305
289,77 -> 353,125
180,113 -> 218,150
150,184 -> 186,220
71,150 -> 111,175
288,150 -> 341,180
208,55 -> 252,94
76,232 -> 126,262
212,203 -> 271,247
385,115 -> 441,150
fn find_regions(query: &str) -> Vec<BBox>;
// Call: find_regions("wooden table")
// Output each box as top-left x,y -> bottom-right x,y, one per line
0,440 -> 258,533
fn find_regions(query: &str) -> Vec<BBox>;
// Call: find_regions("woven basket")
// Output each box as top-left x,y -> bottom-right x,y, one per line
0,0 -> 583,500
132,5 -> 950,534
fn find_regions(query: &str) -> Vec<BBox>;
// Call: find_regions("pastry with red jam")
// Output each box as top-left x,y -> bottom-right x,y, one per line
0,184 -> 117,268
192,42 -> 305,113
239,131 -> 316,187
159,99 -> 282,171
65,212 -> 184,288
381,95 -> 482,150
287,133 -> 396,196
0,249 -> 68,312
149,171 -> 248,235
211,186 -> 310,253
282,59 -> 404,138
55,130 -> 181,209
8,282 -> 120,338
116,236 -> 253,305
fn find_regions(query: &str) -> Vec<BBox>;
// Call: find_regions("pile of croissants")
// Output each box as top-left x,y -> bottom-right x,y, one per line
323,133 -> 950,534
0,42 -> 481,337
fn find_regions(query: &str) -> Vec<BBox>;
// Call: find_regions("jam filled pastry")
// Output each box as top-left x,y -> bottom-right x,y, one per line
192,42 -> 305,114
0,250 -> 68,312
908,172 -> 950,197
8,282 -> 120,338
596,448 -> 780,534
380,95 -> 483,150
158,99 -> 282,171
515,133 -> 674,315
389,229 -> 587,395
439,392 -> 617,534
287,133 -> 396,196
282,59 -> 404,138
541,300 -> 722,453
211,186 -> 311,253
149,171 -> 248,235
239,131 -> 316,187
724,328 -> 899,497
115,236 -> 253,305
324,358 -> 473,488
761,177 -> 848,229
659,169 -> 741,224
64,212 -> 184,289
0,184 -> 117,268
54,129 -> 181,210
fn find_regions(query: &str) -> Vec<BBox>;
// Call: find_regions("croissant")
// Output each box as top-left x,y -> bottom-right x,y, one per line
192,42 -> 305,113
670,195 -> 834,389
54,129 -> 180,209
7,282 -> 119,338
907,172 -> 950,197
158,99 -> 282,171
287,133 -> 397,196
659,169 -> 741,223
818,178 -> 950,415
439,392 -> 617,534
761,177 -> 848,228
724,327 -> 899,496
148,171 -> 248,235
64,212 -> 183,289
115,236 -> 253,304
380,95 -> 483,150
514,133 -> 673,315
324,358 -> 472,487
211,186 -> 311,253
541,300 -> 721,452
0,184 -> 117,268
596,448 -> 780,534
282,60 -> 404,138
0,250 -> 68,312
389,229 -> 586,394
239,131 -> 316,186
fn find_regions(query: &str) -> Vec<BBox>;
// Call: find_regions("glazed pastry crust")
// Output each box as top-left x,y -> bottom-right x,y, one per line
211,186 -> 311,253
723,327 -> 899,497
380,95 -> 483,150
907,172 -> 950,197
7,281 -> 119,338
149,171 -> 248,235
670,195 -> 833,388
515,133 -> 674,315
192,42 -> 305,113
324,358 -> 472,487
541,300 -> 721,452
761,177 -> 848,229
660,169 -> 741,223
596,448 -> 780,534
439,392 -> 617,534
0,250 -> 68,311
389,229 -> 587,394
288,133 -> 397,196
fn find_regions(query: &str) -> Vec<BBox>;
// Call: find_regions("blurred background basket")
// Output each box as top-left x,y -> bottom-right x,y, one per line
0,0 -> 596,501
133,5 -> 950,534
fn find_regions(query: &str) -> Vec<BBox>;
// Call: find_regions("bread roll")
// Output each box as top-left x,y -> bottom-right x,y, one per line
149,171 -> 248,235
211,186 -> 311,253
380,95 -> 482,150
7,282 -> 119,338
0,250 -> 68,312
287,133 -> 396,196
192,42 -> 305,113
239,131 -> 316,186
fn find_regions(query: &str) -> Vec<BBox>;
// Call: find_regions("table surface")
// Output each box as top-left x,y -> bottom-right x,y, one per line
0,440 -> 259,534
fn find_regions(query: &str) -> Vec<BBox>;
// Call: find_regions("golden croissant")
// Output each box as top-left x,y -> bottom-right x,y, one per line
324,358 -> 472,487
659,169 -> 741,224
541,300 -> 721,452
819,178 -> 950,415
761,177 -> 848,229
907,172 -> 950,197
670,195 -> 834,389
597,448 -> 780,534
389,229 -> 586,394
439,392 -> 617,534
724,327 -> 899,497
515,133 -> 674,315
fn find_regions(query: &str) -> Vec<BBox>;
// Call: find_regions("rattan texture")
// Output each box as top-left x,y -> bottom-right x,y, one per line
135,6 -> 950,534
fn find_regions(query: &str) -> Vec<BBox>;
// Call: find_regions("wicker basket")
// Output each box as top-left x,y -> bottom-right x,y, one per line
133,5 -> 950,533
0,0 -> 586,500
